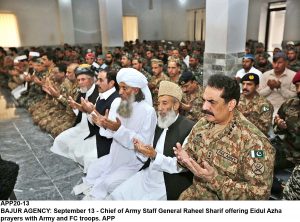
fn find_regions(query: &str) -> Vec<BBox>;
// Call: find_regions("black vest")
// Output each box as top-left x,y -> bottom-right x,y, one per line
91,91 -> 119,158
142,115 -> 195,200
74,85 -> 99,128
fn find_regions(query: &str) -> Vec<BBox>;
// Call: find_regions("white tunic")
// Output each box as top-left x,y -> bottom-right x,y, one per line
82,99 -> 157,199
50,84 -> 99,172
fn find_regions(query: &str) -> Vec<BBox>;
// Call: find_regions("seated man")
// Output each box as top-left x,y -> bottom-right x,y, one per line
173,74 -> 275,200
108,81 -> 194,200
273,71 -> 300,170
235,54 -> 262,83
237,73 -> 274,136
73,68 -> 157,200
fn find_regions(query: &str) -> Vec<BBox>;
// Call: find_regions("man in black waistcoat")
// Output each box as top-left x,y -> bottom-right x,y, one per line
82,68 -> 119,158
51,65 -> 99,172
108,81 -> 194,200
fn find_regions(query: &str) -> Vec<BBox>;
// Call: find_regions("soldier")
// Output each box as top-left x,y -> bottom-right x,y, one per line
131,57 -> 152,82
255,53 -> 273,74
179,71 -> 204,122
104,52 -> 121,71
167,58 -> 181,84
120,53 -> 132,68
148,59 -> 169,110
283,164 -> 300,200
286,48 -> 300,72
188,54 -> 203,85
173,74 -> 275,200
273,71 -> 300,168
238,73 -> 274,136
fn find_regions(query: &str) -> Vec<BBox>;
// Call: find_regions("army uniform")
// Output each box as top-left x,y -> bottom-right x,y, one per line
140,68 -> 152,82
179,110 -> 275,200
287,60 -> 300,72
255,61 -> 273,74
188,64 -> 203,85
181,85 -> 204,122
107,62 -> 121,72
149,72 -> 170,110
238,92 -> 274,136
283,164 -> 300,200
275,97 -> 300,164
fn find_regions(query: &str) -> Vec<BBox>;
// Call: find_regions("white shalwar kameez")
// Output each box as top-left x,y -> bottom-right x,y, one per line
50,84 -> 97,172
82,99 -> 157,199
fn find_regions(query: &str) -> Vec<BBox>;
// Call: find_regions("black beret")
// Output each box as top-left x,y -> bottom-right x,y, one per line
179,71 -> 196,85
241,73 -> 259,85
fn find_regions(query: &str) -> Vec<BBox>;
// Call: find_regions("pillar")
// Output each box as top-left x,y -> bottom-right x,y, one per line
203,0 -> 249,85
98,0 -> 123,52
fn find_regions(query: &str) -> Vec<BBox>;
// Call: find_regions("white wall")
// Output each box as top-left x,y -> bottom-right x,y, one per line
0,0 -> 61,46
123,0 -> 163,41
161,0 -> 204,41
283,0 -> 300,41
72,0 -> 101,44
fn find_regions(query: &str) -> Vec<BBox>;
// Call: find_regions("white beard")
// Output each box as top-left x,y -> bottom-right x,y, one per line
80,87 -> 88,93
117,93 -> 135,118
157,109 -> 177,129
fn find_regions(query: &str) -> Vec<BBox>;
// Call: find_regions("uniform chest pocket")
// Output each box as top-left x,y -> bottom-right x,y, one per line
212,149 -> 238,177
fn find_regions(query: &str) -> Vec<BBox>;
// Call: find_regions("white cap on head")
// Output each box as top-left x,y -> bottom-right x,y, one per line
116,68 -> 152,106
287,41 -> 295,45
29,51 -> 40,57
179,41 -> 185,47
14,55 -> 27,62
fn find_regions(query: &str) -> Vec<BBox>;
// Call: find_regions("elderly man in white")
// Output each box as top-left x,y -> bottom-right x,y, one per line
73,68 -> 157,200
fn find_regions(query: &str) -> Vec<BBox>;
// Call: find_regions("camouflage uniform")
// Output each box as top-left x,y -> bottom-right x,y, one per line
283,164 -> 300,200
188,64 -> 203,85
107,62 -> 121,72
238,92 -> 274,136
181,85 -> 204,122
140,68 -> 152,82
149,72 -> 170,110
254,61 -> 273,74
287,60 -> 300,72
275,97 -> 300,164
179,110 -> 275,200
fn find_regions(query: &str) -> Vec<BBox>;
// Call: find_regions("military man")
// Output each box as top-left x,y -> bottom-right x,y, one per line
173,74 -> 275,200
273,71 -> 300,167
188,54 -> 203,85
167,58 -> 181,84
131,57 -> 152,82
238,73 -> 274,136
179,71 -> 204,122
255,53 -> 273,74
148,59 -> 170,110
286,48 -> 300,72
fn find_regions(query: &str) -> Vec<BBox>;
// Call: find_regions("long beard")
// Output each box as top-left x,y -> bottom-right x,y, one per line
117,94 -> 135,118
157,109 -> 177,129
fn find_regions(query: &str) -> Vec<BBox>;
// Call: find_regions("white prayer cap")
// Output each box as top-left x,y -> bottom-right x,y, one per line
161,40 -> 165,43
15,55 -> 27,62
287,41 -> 295,46
179,41 -> 185,47
29,51 -> 40,57
116,68 -> 152,106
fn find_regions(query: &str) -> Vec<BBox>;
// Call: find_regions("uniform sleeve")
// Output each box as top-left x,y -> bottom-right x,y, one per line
283,165 -> 300,200
249,101 -> 274,135
205,137 -> 275,200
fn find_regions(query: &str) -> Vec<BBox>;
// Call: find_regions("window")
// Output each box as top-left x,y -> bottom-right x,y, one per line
187,9 -> 205,41
0,13 -> 21,47
122,16 -> 138,42
265,1 -> 286,52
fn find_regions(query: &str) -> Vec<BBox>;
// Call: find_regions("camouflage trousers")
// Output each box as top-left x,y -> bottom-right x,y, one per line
283,165 -> 300,200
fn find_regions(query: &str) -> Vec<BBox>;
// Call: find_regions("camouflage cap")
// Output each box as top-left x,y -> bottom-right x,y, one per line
179,71 -> 196,85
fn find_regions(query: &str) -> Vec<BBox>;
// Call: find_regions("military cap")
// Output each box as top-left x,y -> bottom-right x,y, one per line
292,71 -> 300,84
75,64 -> 94,77
179,71 -> 196,85
190,53 -> 200,60
158,81 -> 182,102
241,73 -> 259,85
287,41 -> 295,46
256,42 -> 264,48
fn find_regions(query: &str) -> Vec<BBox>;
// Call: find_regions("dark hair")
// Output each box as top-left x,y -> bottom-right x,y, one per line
207,74 -> 240,104
57,63 -> 67,73
105,68 -> 119,91
42,51 -> 56,63
135,89 -> 145,102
